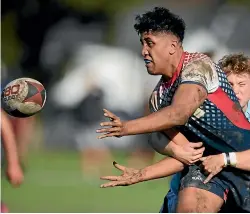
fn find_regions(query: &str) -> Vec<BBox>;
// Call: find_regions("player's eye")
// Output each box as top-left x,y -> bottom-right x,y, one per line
147,41 -> 154,47
239,83 -> 246,87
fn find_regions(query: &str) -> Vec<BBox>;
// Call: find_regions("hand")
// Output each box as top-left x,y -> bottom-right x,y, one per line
172,142 -> 205,165
6,163 -> 24,187
200,154 -> 224,184
100,161 -> 143,188
96,109 -> 126,139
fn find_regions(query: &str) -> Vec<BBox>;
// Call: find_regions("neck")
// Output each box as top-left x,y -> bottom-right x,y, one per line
242,104 -> 248,113
162,49 -> 184,80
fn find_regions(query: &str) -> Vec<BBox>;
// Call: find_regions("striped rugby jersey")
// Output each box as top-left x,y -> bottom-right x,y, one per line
149,52 -> 250,211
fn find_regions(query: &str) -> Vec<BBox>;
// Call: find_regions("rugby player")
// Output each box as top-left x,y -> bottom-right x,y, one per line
160,53 -> 250,213
96,7 -> 250,213
220,53 -> 250,120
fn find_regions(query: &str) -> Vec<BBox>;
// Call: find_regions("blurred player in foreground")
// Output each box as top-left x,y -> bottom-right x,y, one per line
96,7 -> 250,213
1,109 -> 24,212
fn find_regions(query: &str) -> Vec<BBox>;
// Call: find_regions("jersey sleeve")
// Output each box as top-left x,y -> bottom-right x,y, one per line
180,59 -> 219,93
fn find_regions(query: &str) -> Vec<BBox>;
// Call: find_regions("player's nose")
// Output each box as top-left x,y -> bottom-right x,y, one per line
141,46 -> 149,57
233,86 -> 240,94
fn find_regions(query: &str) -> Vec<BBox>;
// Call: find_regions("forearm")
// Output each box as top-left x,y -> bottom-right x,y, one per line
1,112 -> 19,166
164,142 -> 177,157
164,128 -> 190,156
123,106 -> 187,136
140,157 -> 184,182
235,150 -> 250,171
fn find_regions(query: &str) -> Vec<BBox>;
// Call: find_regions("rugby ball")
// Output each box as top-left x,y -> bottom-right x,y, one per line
1,78 -> 46,117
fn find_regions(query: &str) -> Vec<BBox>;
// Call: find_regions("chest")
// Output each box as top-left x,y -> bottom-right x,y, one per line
149,77 -> 181,113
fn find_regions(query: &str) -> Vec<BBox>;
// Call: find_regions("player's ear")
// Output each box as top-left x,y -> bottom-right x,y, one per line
169,40 -> 178,55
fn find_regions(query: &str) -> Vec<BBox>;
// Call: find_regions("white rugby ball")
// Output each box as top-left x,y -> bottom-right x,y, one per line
1,78 -> 46,117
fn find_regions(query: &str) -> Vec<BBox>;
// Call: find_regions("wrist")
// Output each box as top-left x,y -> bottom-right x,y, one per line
6,156 -> 19,166
222,152 -> 237,167
7,161 -> 20,169
229,152 -> 237,167
137,169 -> 146,183
140,166 -> 153,182
121,121 -> 129,136
222,153 -> 231,167
169,143 -> 179,158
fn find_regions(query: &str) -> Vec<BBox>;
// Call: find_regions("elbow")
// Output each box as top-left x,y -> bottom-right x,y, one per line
168,106 -> 190,126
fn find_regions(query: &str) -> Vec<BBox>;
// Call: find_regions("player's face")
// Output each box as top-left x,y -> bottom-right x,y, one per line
140,31 -> 173,75
227,73 -> 250,112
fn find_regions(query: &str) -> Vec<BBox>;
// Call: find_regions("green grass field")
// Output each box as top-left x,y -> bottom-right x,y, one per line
2,151 -> 170,212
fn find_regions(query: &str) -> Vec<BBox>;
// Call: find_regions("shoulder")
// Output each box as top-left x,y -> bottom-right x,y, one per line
181,55 -> 219,93
182,57 -> 215,78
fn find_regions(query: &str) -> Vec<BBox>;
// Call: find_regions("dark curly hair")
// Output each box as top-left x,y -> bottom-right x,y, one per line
134,7 -> 186,42
219,53 -> 250,75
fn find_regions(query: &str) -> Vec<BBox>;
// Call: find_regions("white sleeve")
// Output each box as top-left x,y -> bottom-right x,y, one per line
181,59 -> 219,93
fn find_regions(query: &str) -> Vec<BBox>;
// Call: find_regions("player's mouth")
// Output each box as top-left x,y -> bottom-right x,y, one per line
144,59 -> 153,66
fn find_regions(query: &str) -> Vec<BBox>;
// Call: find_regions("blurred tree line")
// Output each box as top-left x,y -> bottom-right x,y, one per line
1,0 -> 143,72
1,0 -> 249,70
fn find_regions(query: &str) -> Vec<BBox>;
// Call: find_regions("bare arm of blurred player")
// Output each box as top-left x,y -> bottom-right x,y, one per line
1,109 -> 24,187
96,83 -> 207,138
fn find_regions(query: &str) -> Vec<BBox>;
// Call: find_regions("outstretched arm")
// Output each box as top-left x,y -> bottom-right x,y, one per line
100,157 -> 184,188
100,129 -> 205,188
123,84 -> 207,135
97,83 -> 207,138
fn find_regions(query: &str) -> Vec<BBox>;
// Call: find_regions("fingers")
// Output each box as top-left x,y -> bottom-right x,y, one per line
100,176 -> 120,181
96,109 -> 123,139
113,161 -> 126,171
190,153 -> 204,163
96,127 -> 121,134
204,172 -> 215,184
189,158 -> 201,164
9,178 -> 22,187
190,142 -> 203,148
199,157 -> 207,162
100,181 -> 117,188
99,122 -> 122,127
97,132 -> 121,139
192,147 -> 205,156
100,180 -> 128,188
103,109 -> 119,120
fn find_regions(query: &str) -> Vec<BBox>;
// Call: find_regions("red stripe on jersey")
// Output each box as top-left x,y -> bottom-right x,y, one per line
165,52 -> 186,88
208,87 -> 250,130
